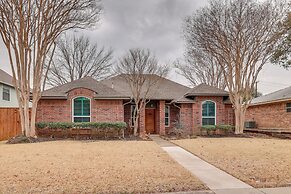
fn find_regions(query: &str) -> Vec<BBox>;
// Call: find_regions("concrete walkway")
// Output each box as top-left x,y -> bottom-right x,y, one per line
150,135 -> 291,194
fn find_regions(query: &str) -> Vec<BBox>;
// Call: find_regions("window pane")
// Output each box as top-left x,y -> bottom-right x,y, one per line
287,103 -> 291,108
208,102 -> 215,117
74,117 -> 90,122
202,101 -> 215,117
202,118 -> 215,125
83,99 -> 90,116
202,103 -> 207,116
2,87 -> 10,101
165,118 -> 169,126
287,108 -> 291,112
74,98 -> 82,116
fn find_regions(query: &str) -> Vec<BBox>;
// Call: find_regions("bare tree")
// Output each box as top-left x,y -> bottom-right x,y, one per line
46,35 -> 113,87
176,49 -> 226,89
0,0 -> 102,137
184,0 -> 288,134
271,12 -> 291,68
115,49 -> 169,136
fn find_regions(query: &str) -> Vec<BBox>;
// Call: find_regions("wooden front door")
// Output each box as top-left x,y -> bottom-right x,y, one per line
145,109 -> 155,134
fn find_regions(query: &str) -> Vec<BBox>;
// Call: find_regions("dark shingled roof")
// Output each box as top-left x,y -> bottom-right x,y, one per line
184,83 -> 229,97
41,77 -> 128,99
251,86 -> 291,105
100,74 -> 191,101
0,69 -> 14,87
41,75 -> 231,103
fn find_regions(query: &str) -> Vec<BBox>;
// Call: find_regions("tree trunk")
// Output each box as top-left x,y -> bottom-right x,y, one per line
234,98 -> 246,134
30,102 -> 37,137
133,114 -> 139,136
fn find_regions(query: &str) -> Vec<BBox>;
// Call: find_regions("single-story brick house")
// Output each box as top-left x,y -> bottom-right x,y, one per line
37,75 -> 234,135
246,86 -> 291,130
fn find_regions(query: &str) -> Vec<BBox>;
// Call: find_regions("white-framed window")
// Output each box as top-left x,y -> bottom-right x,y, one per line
286,103 -> 291,112
202,100 -> 216,125
130,104 -> 137,126
72,97 -> 91,122
165,105 -> 170,127
2,86 -> 10,101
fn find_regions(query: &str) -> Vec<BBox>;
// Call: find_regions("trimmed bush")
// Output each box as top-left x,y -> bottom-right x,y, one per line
35,122 -> 128,139
200,124 -> 235,136
201,125 -> 216,130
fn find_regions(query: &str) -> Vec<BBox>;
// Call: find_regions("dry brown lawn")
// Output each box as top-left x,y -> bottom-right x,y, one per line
173,137 -> 291,188
0,140 -> 205,193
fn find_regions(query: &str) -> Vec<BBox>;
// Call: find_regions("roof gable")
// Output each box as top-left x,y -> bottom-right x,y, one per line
185,83 -> 229,97
100,74 -> 191,100
41,77 -> 126,99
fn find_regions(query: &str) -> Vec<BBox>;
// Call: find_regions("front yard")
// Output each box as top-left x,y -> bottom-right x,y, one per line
0,140 -> 206,193
173,137 -> 291,188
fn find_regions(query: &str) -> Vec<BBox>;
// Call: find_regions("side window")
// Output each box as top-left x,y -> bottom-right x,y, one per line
2,86 -> 10,101
165,105 -> 170,127
73,97 -> 90,122
286,103 -> 291,112
202,101 -> 216,125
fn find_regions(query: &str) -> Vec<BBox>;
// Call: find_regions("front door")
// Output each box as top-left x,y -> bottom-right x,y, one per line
145,109 -> 155,134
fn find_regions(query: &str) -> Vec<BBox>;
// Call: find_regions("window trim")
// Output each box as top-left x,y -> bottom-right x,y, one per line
165,105 -> 170,127
2,85 -> 10,101
72,96 -> 91,122
201,100 -> 216,126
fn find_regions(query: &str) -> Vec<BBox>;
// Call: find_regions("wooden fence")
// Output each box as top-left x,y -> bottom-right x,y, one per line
0,108 -> 22,141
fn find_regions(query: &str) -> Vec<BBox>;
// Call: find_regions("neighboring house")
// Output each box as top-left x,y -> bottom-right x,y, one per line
246,86 -> 291,130
0,69 -> 18,108
36,75 -> 234,135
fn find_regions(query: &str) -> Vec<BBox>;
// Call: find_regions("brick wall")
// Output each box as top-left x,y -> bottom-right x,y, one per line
37,88 -> 124,123
178,96 -> 235,135
165,104 -> 180,134
180,103 -> 194,134
246,101 -> 291,130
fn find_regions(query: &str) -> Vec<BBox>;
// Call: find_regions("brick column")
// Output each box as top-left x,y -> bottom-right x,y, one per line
180,103 -> 194,135
139,105 -> 146,137
158,100 -> 166,135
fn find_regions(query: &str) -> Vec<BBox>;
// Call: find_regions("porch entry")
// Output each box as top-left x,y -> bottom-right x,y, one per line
145,108 -> 156,134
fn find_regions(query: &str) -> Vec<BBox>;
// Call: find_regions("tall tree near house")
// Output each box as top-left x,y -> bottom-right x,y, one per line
115,49 -> 169,136
271,12 -> 291,68
175,49 -> 226,89
45,35 -> 113,87
0,0 -> 102,137
184,0 -> 288,134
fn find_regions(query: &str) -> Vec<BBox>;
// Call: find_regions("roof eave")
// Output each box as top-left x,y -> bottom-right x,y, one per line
250,98 -> 291,106
40,96 -> 68,100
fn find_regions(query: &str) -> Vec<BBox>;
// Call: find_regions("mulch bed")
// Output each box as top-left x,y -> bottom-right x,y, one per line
6,135 -> 147,144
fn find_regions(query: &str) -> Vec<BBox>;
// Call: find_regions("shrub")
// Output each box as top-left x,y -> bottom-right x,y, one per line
201,125 -> 216,130
36,122 -> 127,130
35,122 -> 128,139
216,124 -> 234,131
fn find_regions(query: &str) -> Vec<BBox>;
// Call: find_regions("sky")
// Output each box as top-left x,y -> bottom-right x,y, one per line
0,0 -> 290,95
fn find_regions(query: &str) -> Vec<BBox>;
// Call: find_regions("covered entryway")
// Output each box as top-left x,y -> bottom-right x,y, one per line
145,108 -> 156,134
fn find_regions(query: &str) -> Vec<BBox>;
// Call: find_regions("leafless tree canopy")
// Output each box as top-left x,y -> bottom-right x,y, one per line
271,12 -> 291,68
176,49 -> 226,89
115,49 -> 169,136
0,0 -> 102,136
185,0 -> 288,133
45,35 -> 113,87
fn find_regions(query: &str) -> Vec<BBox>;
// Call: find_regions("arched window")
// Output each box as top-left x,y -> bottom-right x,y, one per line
73,97 -> 90,122
202,101 -> 216,125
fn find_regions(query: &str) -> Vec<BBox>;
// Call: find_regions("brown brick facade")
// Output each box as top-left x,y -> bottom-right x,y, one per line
37,88 -> 234,136
37,88 -> 124,123
246,101 -> 291,130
